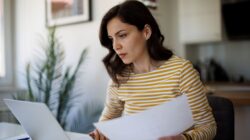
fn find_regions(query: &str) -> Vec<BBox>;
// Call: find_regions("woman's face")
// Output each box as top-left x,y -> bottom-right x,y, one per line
107,17 -> 150,64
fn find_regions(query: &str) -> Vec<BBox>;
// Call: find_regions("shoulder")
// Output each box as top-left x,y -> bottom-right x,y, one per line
162,55 -> 193,71
108,79 -> 118,88
168,55 -> 190,64
106,79 -> 120,96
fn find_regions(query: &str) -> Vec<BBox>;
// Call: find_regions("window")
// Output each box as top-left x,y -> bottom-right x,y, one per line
0,0 -> 14,87
0,0 -> 5,78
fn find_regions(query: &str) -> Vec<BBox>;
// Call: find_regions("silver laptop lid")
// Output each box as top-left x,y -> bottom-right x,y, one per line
4,99 -> 69,140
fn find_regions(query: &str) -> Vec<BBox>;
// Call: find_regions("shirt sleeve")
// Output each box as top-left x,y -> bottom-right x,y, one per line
179,60 -> 217,140
99,80 -> 125,121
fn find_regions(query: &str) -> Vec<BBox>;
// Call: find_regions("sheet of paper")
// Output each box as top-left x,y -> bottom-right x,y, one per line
94,94 -> 194,140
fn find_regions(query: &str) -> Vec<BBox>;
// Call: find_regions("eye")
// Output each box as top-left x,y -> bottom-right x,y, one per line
118,33 -> 127,38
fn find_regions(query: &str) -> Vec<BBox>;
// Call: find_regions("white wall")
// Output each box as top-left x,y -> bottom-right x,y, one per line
13,0 -> 125,132
14,0 -> 125,104
157,0 -> 179,54
153,0 -> 181,56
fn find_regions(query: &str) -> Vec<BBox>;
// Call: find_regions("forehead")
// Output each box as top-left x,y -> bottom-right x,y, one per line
107,17 -> 136,36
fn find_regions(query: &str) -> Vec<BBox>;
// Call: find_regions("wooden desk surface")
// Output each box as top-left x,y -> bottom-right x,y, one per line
206,82 -> 250,106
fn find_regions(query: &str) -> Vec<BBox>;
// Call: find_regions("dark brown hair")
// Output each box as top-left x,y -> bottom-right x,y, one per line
99,0 -> 173,86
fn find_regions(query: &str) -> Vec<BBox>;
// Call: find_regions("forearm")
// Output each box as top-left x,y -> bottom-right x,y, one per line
184,123 -> 217,140
99,104 -> 123,121
180,61 -> 217,140
99,81 -> 124,122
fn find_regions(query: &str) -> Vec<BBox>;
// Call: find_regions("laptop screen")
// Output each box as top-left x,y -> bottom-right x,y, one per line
4,99 -> 70,140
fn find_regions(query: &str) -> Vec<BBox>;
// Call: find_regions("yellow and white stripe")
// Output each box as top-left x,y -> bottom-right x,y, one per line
100,55 -> 216,140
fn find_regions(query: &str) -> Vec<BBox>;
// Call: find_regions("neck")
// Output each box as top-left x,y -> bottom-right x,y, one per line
132,57 -> 160,74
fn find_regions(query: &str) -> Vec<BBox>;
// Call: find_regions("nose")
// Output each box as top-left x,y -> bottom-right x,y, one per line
113,40 -> 122,51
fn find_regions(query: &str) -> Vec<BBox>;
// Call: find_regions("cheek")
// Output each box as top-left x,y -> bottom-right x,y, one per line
133,36 -> 147,53
123,34 -> 147,52
135,34 -> 147,48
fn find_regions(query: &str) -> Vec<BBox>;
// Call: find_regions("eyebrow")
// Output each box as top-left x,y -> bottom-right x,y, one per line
108,30 -> 126,38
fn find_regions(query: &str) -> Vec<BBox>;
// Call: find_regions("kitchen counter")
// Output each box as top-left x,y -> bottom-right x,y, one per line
206,82 -> 250,106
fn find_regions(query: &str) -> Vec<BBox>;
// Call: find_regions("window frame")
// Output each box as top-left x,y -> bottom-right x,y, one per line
0,0 -> 5,77
0,0 -> 14,88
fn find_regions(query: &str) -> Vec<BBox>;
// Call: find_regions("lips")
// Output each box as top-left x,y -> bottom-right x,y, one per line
118,53 -> 127,59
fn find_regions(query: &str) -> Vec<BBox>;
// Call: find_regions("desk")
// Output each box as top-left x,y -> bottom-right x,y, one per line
206,82 -> 250,105
211,92 -> 250,105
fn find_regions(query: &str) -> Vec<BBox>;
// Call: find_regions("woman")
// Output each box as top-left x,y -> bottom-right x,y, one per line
90,1 -> 216,140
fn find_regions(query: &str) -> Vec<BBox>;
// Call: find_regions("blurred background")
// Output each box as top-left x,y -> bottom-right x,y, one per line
0,0 -> 249,140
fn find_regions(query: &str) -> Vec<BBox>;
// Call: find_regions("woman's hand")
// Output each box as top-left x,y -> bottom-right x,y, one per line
89,129 -> 108,140
158,134 -> 185,140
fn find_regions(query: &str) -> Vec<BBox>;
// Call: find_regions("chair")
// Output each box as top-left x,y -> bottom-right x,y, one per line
207,95 -> 234,140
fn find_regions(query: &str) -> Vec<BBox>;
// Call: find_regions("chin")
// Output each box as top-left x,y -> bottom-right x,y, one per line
121,59 -> 132,65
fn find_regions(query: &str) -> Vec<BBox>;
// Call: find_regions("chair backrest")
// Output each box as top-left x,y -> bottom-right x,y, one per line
207,96 -> 234,140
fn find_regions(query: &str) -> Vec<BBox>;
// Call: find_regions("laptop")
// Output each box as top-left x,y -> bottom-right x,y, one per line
4,99 -> 93,140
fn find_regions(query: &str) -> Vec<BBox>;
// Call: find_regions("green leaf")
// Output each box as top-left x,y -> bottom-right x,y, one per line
15,26 -> 88,130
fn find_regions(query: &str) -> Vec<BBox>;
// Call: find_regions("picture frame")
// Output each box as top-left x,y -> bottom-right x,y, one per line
46,0 -> 91,27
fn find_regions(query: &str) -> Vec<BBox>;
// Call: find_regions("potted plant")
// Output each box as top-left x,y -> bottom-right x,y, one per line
14,27 -> 87,130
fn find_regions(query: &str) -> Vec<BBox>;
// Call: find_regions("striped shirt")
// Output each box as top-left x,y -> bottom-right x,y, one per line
100,55 -> 216,140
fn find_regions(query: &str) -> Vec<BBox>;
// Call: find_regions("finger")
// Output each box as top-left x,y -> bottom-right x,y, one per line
95,129 -> 108,140
97,130 -> 107,140
89,131 -> 96,139
94,130 -> 100,140
89,132 -> 94,139
100,133 -> 106,140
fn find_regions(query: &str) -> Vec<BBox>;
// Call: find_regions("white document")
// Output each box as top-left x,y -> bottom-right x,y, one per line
94,94 -> 194,140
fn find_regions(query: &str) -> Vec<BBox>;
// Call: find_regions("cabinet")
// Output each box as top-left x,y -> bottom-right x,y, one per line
178,0 -> 222,44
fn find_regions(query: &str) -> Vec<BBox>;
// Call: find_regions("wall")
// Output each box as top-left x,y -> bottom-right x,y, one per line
150,0 -> 250,80
12,0 -> 125,132
153,0 -> 180,55
186,41 -> 250,82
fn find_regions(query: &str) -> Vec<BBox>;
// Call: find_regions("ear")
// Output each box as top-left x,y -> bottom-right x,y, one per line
143,24 -> 152,40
